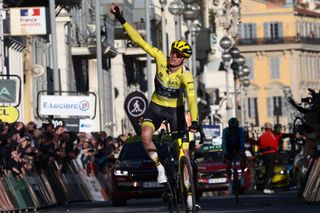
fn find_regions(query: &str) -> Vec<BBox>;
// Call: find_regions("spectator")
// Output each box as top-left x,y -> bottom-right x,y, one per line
258,122 -> 281,194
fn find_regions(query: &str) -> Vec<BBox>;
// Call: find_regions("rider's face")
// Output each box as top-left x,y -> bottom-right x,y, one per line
169,49 -> 186,67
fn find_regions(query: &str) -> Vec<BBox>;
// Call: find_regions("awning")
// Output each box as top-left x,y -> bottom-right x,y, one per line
71,46 -> 118,58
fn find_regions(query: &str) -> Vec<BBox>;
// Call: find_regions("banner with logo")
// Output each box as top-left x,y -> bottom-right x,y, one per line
10,7 -> 47,36
124,91 -> 148,135
0,106 -> 19,123
39,95 -> 94,117
0,80 -> 16,103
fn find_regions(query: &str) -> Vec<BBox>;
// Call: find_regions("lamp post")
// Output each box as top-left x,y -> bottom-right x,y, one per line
282,86 -> 294,128
94,0 -> 106,132
182,2 -> 200,71
49,0 -> 60,93
168,0 -> 184,40
191,23 -> 200,77
159,0 -> 168,55
239,67 -> 251,127
232,54 -> 246,117
219,36 -> 232,120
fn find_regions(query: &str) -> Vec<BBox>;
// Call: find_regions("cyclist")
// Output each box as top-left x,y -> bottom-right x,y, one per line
222,117 -> 246,193
110,3 -> 199,187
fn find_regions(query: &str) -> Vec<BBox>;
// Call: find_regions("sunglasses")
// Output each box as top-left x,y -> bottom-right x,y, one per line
170,49 -> 185,58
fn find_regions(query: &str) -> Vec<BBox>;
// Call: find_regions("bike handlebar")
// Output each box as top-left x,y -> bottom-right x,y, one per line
158,124 -> 207,145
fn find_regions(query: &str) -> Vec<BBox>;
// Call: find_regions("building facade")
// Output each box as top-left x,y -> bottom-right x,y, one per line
239,0 -> 320,128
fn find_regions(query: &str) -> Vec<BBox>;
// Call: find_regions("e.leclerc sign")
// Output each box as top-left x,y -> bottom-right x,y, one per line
0,106 -> 19,123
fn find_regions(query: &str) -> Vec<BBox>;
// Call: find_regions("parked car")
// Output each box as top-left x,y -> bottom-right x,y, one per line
111,135 -> 174,206
195,143 -> 252,198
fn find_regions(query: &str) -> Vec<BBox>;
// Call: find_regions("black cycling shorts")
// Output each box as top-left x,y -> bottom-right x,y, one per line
142,102 -> 186,132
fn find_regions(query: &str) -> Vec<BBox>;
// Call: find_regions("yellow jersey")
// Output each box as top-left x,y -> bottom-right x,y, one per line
123,22 -> 198,122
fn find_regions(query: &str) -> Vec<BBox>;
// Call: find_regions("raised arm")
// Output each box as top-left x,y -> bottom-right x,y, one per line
110,3 -> 163,58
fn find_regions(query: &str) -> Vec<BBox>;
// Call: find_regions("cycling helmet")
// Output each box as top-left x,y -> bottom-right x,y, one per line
228,117 -> 239,127
171,40 -> 192,58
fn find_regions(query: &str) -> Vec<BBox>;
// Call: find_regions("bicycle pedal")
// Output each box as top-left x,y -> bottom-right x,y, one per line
161,192 -> 172,203
195,204 -> 201,212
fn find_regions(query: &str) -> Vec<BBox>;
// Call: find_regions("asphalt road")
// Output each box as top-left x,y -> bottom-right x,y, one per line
42,190 -> 320,213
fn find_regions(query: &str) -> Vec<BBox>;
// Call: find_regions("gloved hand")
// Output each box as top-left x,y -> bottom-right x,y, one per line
110,3 -> 126,24
110,3 -> 120,15
189,121 -> 199,133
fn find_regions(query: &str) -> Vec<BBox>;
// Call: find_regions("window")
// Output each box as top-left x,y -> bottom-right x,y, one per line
245,58 -> 254,80
247,97 -> 257,119
240,23 -> 257,43
267,96 -> 283,117
269,57 -> 280,79
264,22 -> 283,41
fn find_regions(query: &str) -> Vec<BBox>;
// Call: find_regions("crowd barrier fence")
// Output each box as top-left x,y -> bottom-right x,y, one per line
303,156 -> 320,202
0,160 -> 112,212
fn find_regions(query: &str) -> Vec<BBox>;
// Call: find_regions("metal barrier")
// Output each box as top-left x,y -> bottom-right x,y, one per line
303,156 -> 320,202
0,160 -> 112,212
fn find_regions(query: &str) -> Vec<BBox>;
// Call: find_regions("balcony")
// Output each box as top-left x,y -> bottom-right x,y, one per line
237,36 -> 320,46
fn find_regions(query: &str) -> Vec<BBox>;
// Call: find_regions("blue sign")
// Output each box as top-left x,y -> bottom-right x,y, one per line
202,124 -> 222,138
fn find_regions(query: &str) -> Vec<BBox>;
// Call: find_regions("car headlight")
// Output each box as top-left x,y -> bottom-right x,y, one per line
279,170 -> 286,175
114,170 -> 129,176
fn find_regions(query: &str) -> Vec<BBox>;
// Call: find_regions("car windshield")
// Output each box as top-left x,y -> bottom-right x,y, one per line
119,139 -> 176,161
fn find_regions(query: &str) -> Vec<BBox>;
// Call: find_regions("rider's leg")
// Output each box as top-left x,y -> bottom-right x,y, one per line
141,125 -> 167,184
262,153 -> 275,194
224,157 -> 233,193
225,158 -> 232,180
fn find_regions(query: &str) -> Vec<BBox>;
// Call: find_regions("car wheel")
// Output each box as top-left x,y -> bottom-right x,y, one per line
112,197 -> 127,206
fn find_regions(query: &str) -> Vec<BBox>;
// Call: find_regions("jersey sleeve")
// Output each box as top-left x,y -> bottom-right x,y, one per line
181,70 -> 198,122
123,22 -> 164,59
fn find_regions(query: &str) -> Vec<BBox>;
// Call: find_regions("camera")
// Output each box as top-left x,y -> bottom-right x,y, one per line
301,97 -> 311,103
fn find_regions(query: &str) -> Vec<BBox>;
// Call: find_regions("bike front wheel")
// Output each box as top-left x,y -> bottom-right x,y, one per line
179,156 -> 196,213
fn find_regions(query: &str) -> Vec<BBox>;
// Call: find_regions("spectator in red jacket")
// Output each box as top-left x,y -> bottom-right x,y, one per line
258,122 -> 281,194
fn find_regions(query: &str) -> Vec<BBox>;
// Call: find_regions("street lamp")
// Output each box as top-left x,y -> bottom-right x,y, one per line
239,72 -> 250,127
191,23 -> 201,77
168,0 -> 184,40
282,86 -> 294,128
159,0 -> 168,55
231,54 -> 245,117
182,1 -> 200,71
219,36 -> 232,120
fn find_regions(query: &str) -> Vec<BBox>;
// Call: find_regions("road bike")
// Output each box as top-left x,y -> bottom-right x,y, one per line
159,121 -> 206,213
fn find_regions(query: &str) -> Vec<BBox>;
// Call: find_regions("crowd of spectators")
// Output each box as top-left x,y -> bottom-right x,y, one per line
0,121 -> 129,178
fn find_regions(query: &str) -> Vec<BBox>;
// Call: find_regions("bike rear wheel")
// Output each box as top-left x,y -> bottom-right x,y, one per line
163,158 -> 180,213
233,168 -> 240,203
179,156 -> 196,213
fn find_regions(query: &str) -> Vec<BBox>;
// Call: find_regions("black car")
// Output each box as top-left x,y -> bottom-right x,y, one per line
111,135 -> 175,206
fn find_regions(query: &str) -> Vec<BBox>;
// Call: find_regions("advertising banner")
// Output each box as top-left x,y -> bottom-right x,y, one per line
10,7 -> 47,36
0,106 -> 19,123
39,95 -> 94,117
0,79 -> 16,103
79,119 -> 95,133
